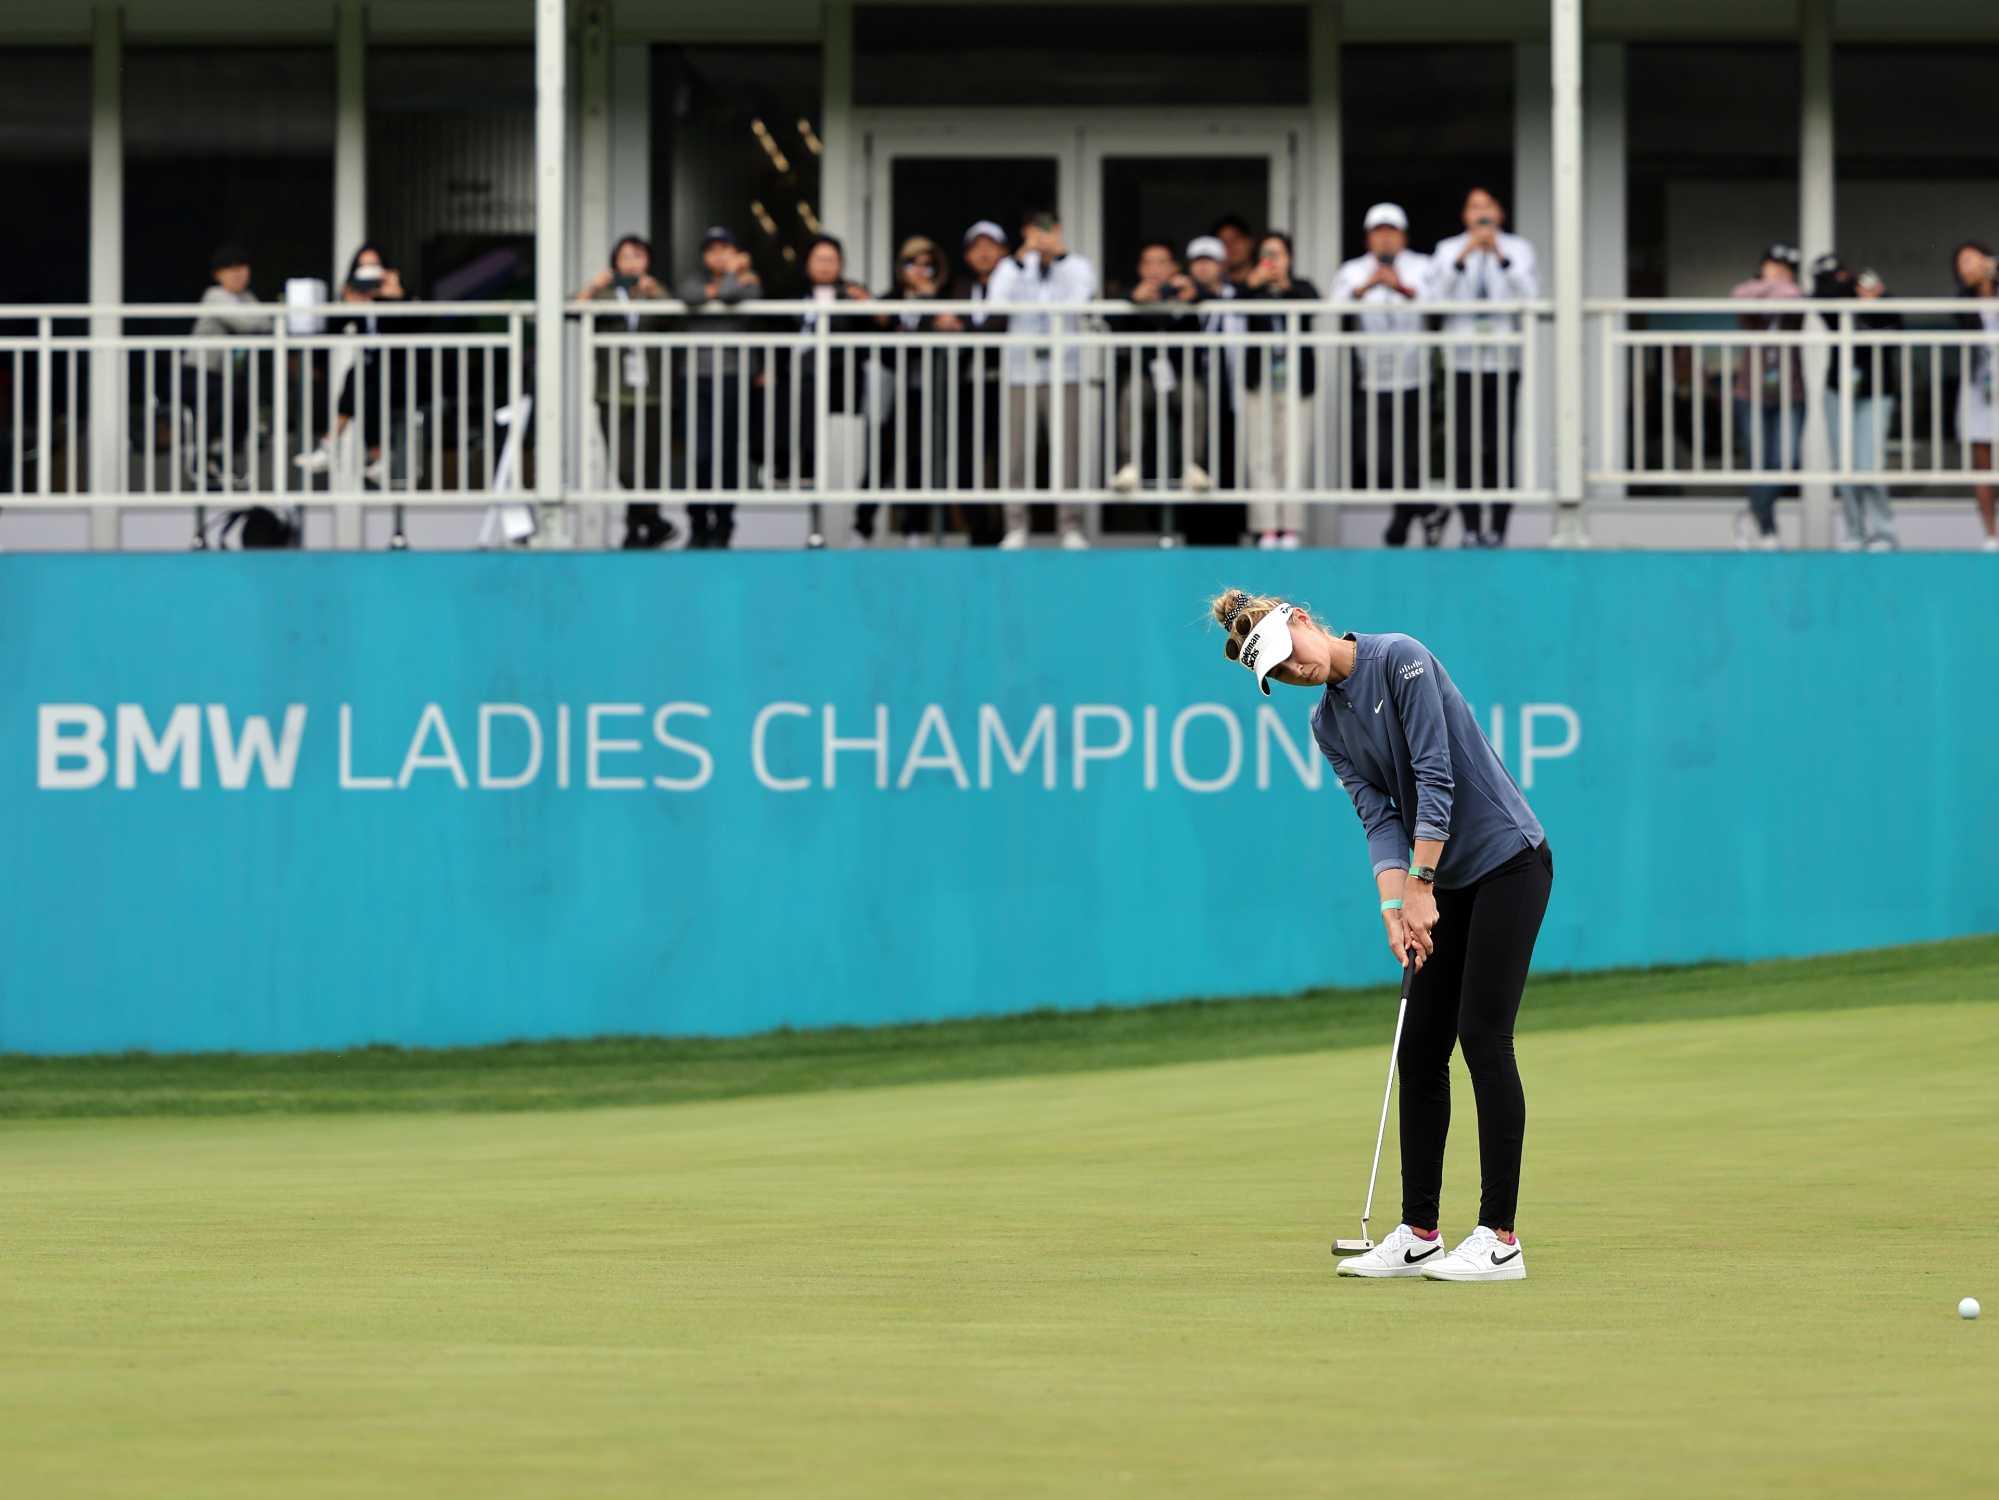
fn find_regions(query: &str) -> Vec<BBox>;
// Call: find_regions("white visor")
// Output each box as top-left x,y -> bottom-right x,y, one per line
1237,604 -> 1297,695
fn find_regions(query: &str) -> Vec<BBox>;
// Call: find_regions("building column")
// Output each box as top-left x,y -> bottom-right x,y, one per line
534,0 -> 568,523
1514,38 -> 1556,536
820,1 -> 855,261
575,0 -> 613,547
1797,0 -> 1836,549
1307,0 -> 1342,546
1584,41 -> 1627,506
89,3 -> 123,548
1548,0 -> 1586,543
333,0 -> 366,549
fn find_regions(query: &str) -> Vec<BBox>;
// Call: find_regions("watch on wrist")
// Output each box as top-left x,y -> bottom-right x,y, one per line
1409,865 -> 1438,885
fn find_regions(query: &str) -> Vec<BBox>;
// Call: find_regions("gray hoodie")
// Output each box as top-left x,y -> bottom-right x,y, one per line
1311,631 -> 1544,890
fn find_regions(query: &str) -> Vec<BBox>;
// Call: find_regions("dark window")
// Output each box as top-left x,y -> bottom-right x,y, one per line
123,48 -> 335,306
0,48 -> 87,305
653,46 -> 823,296
855,6 -> 1308,108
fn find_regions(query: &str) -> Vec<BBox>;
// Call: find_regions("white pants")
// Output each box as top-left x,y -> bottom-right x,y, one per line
1244,387 -> 1311,533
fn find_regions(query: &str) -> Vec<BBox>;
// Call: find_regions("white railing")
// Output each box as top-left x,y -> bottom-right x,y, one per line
8,296 -> 1996,548
1590,298 -> 1999,488
570,298 -> 1550,510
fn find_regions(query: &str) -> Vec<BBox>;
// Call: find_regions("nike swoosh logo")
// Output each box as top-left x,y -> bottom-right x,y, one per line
1403,1244 -> 1443,1264
1491,1248 -> 1521,1265
1374,700 -> 1384,714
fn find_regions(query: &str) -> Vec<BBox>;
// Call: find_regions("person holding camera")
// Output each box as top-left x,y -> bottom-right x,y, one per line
296,244 -> 416,504
576,234 -> 678,549
1334,203 -> 1439,547
1109,240 -> 1209,497
1429,188 -> 1538,547
1811,253 -> 1901,551
987,208 -> 1097,549
676,226 -> 762,549
1729,242 -> 1808,549
1954,240 -> 1999,551
1239,230 -> 1321,550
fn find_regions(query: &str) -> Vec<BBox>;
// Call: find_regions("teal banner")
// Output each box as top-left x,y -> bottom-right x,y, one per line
4,551 -> 1995,1054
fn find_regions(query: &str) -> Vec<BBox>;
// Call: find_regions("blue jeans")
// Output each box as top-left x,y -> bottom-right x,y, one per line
1734,398 -> 1805,537
1826,393 -> 1898,546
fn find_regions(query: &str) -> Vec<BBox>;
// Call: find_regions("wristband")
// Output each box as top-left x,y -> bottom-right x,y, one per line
1380,899 -> 1404,912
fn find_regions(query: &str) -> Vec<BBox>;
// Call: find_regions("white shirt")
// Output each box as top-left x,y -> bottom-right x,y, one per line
987,250 -> 1098,385
1331,250 -> 1433,390
1428,231 -> 1538,374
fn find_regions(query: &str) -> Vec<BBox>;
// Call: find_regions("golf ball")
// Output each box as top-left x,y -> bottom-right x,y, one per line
1960,1297 -> 1981,1321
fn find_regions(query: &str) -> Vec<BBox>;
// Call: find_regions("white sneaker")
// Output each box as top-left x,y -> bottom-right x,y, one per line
1059,526 -> 1090,551
1257,531 -> 1281,550
1757,532 -> 1780,553
1336,1224 -> 1448,1279
1183,463 -> 1212,494
1732,510 -> 1754,551
1836,536 -> 1862,554
903,533 -> 933,549
362,454 -> 388,485
1278,531 -> 1301,550
294,437 -> 335,473
1111,463 -> 1140,494
1983,536 -> 1999,553
848,528 -> 871,549
1865,537 -> 1896,553
1420,1225 -> 1526,1282
999,527 -> 1029,551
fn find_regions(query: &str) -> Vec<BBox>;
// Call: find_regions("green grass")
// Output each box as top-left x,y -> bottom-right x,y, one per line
3,935 -> 1995,1119
1,989 -> 1994,1496
1,942 -> 1996,1497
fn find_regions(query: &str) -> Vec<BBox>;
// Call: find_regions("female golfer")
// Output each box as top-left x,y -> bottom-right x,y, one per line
1212,589 -> 1553,1281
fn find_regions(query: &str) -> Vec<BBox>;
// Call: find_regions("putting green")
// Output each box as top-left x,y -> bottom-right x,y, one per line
2,1000 -> 1993,1497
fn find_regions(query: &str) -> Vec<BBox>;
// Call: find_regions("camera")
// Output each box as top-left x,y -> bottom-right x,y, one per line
613,272 -> 640,292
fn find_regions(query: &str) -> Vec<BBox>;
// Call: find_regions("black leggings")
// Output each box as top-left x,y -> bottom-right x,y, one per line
1399,840 -> 1553,1234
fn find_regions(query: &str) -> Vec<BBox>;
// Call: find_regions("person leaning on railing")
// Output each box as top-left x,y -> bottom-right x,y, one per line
1237,230 -> 1321,550
785,233 -> 872,511
1728,242 -> 1807,550
1953,240 -> 1999,551
674,225 -> 761,550
180,243 -> 267,493
1810,253 -> 1900,552
576,233 -> 677,550
295,244 -> 417,495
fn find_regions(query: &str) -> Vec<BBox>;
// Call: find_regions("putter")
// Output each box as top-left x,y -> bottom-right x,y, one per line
1332,959 -> 1414,1255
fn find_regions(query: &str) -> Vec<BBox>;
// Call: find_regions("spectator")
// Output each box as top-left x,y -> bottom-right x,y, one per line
575,234 -> 677,549
675,225 -> 761,549
1212,214 -> 1256,292
1109,239 -> 1209,496
784,233 -> 871,505
1811,253 -> 1900,552
865,234 -> 949,546
1430,187 -> 1538,547
1182,235 -> 1247,546
1238,230 -> 1320,550
939,221 -> 1009,545
988,208 -> 1096,550
1333,203 -> 1440,547
1728,241 -> 1807,550
296,245 -> 416,498
181,244 -> 266,493
1954,240 -> 1999,551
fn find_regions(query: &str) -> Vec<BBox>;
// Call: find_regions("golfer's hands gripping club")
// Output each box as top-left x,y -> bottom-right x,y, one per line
1383,884 -> 1440,972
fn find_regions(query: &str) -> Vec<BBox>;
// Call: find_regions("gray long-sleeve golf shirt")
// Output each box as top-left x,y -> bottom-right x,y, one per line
1309,632 -> 1543,890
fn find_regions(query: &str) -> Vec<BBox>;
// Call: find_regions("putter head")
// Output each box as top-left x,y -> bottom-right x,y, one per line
1331,1237 -> 1374,1255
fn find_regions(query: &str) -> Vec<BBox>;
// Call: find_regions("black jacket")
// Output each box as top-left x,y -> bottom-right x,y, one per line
1816,291 -> 1901,400
874,285 -> 948,398
1238,279 -> 1321,397
793,280 -> 872,413
1107,286 -> 1198,386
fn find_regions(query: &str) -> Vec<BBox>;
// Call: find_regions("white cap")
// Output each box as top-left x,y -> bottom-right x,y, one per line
1185,235 -> 1226,264
963,220 -> 1009,249
1363,202 -> 1409,232
1238,604 -> 1298,696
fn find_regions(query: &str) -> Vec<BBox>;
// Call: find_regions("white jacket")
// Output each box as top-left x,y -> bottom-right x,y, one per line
1331,250 -> 1433,390
987,250 -> 1098,385
1428,231 -> 1537,374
